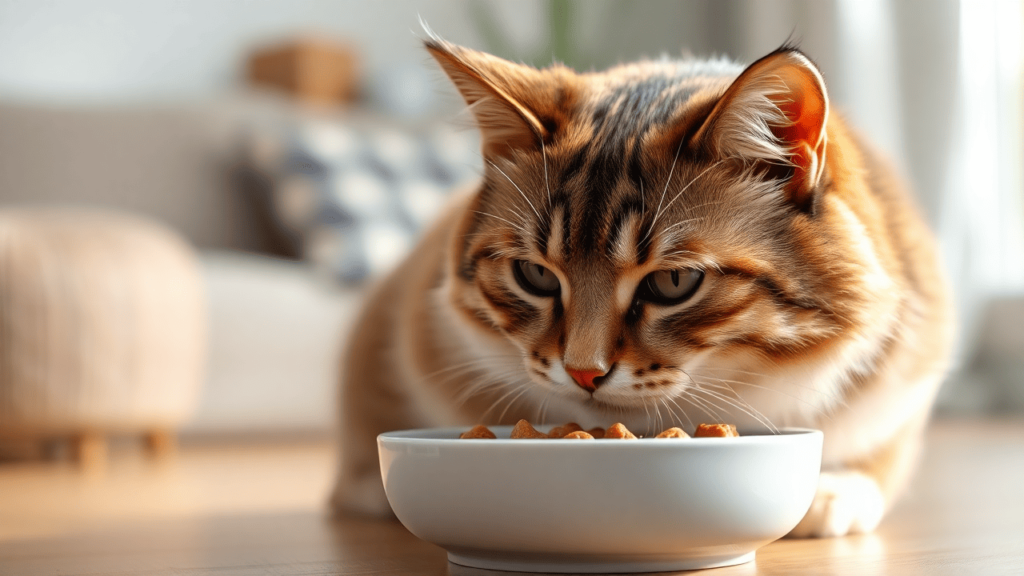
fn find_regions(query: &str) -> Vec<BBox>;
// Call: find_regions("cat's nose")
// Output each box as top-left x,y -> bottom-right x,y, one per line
565,367 -> 609,392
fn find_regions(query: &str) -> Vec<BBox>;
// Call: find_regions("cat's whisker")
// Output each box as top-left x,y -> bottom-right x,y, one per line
540,138 -> 552,207
641,396 -> 653,432
433,362 -> 526,392
451,365 -> 530,406
452,376 -> 514,408
648,396 -> 660,436
473,210 -> 529,235
700,379 -> 836,423
687,389 -> 740,426
690,365 -> 846,401
500,202 -> 532,228
681,198 -> 730,215
658,217 -> 707,238
487,160 -> 542,221
448,363 -> 521,387
687,390 -> 729,423
708,382 -> 782,434
690,384 -> 779,434
677,391 -> 719,423
640,179 -> 645,222
478,380 -> 529,422
495,380 -> 535,424
659,397 -> 670,434
644,137 -> 686,245
690,390 -> 745,429
665,394 -> 695,431
655,397 -> 669,432
651,159 -> 727,236
536,390 -> 554,425
422,355 -> 522,380
692,375 -> 822,413
689,369 -> 845,412
658,248 -> 703,260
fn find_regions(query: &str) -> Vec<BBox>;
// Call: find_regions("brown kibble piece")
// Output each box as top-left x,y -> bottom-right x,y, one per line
586,427 -> 605,439
604,423 -> 637,439
656,427 -> 690,439
547,422 -> 583,438
459,425 -> 496,439
562,431 -> 595,439
694,423 -> 740,437
510,419 -> 548,439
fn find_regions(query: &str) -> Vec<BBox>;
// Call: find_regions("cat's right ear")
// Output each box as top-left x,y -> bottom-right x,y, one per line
690,47 -> 829,214
425,38 -> 549,160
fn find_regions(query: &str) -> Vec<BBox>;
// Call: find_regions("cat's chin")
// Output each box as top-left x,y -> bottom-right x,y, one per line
568,393 -> 654,416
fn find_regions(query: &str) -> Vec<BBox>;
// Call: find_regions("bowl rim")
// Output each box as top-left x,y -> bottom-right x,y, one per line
379,426 -> 822,446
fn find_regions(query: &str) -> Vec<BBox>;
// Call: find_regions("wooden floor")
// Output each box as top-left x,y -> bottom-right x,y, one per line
0,419 -> 1022,575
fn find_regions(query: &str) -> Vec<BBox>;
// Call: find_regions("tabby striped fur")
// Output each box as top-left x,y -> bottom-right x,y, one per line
332,38 -> 952,538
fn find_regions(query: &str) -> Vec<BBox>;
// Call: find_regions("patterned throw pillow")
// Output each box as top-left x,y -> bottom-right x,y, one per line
241,119 -> 481,283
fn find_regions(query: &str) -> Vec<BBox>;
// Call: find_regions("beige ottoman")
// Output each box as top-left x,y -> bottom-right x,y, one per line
0,208 -> 206,468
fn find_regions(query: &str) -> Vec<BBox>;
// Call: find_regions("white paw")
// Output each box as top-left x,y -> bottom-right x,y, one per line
330,474 -> 395,518
788,471 -> 885,538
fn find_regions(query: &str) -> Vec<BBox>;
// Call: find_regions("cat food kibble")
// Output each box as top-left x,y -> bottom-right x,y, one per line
459,421 -> 738,440
459,425 -> 497,439
694,423 -> 740,437
604,422 -> 638,439
510,419 -> 548,439
547,422 -> 583,438
655,427 -> 690,438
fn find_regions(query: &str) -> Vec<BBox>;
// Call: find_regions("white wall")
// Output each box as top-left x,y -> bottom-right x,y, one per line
0,0 -> 544,104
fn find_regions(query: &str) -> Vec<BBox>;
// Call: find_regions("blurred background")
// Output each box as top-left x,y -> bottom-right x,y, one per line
0,0 -> 1021,452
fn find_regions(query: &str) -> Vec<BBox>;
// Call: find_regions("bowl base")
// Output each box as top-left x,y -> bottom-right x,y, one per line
448,550 -> 755,573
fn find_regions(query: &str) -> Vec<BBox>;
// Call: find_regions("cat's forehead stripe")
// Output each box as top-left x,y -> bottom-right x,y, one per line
604,195 -> 645,259
565,75 -> 727,256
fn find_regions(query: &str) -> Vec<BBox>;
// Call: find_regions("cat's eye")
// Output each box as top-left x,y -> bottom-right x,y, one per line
513,260 -> 561,296
637,269 -> 704,305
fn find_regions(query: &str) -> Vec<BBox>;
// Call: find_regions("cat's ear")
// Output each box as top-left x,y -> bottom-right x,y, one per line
425,38 -> 548,159
691,48 -> 829,214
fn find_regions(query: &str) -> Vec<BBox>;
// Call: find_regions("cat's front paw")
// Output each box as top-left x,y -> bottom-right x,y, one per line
788,471 -> 884,538
329,474 -> 396,519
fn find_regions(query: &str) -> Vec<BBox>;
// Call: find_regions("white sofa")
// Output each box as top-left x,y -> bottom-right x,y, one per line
189,251 -> 363,436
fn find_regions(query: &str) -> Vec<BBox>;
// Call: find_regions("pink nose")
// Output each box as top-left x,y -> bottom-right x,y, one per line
566,368 -> 608,392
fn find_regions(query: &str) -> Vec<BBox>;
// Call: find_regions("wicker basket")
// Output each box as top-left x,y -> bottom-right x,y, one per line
0,208 -> 205,465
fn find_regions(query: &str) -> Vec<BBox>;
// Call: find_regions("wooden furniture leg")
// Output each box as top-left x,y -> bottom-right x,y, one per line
144,429 -> 177,460
72,433 -> 107,472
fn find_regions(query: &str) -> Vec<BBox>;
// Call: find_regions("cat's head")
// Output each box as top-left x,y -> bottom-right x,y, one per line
429,38 -> 868,424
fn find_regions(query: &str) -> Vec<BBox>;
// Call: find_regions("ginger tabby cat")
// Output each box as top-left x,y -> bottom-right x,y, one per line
331,36 -> 953,538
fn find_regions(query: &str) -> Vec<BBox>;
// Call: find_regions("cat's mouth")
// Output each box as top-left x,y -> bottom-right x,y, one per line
581,395 -> 629,412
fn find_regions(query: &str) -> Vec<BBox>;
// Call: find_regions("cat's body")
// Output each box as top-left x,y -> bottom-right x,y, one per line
332,38 -> 953,538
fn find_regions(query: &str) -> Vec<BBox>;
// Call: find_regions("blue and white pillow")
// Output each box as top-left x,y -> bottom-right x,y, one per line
242,120 -> 481,284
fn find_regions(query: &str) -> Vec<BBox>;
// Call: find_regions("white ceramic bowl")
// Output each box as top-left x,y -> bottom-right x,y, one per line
378,425 -> 822,573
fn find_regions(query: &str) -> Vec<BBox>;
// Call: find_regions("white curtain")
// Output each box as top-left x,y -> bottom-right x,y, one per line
939,0 -> 1024,348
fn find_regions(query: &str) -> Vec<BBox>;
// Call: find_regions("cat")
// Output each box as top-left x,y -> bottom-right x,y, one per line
331,35 -> 953,538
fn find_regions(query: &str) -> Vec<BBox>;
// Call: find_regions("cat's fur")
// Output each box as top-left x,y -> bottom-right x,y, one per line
331,37 -> 953,538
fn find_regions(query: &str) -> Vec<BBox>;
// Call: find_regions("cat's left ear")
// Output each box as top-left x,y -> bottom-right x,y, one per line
425,38 -> 549,160
691,48 -> 829,214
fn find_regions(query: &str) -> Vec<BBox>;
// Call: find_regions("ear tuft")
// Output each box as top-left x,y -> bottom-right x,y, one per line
692,48 -> 829,213
425,36 -> 548,160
